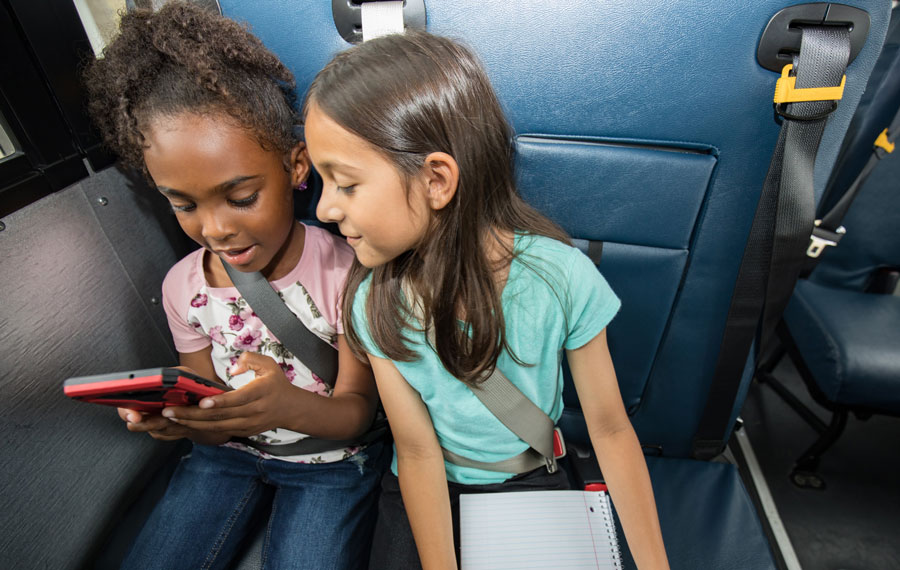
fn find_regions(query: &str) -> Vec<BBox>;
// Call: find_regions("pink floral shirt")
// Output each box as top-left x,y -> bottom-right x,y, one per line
162,224 -> 358,463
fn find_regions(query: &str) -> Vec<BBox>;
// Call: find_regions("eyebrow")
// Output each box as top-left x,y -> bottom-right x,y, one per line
315,160 -> 363,175
157,175 -> 261,197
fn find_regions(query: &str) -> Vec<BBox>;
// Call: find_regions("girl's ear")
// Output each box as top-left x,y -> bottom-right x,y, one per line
288,142 -> 311,187
421,152 -> 459,211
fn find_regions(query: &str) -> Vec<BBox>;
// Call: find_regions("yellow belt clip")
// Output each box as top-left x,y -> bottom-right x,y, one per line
874,128 -> 895,154
773,64 -> 846,104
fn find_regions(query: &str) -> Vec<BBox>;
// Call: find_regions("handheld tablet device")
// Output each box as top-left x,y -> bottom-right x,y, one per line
63,367 -> 231,412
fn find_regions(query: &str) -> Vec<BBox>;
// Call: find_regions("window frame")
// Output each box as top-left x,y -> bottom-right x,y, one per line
0,0 -> 114,218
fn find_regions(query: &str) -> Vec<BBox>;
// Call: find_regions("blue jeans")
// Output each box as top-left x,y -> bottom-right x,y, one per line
123,441 -> 389,570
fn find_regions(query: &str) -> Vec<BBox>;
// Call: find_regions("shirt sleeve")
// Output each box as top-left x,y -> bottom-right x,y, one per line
563,248 -> 622,350
161,253 -> 211,354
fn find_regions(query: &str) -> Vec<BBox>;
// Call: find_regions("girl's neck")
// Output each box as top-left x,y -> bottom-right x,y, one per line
261,220 -> 306,281
485,228 -> 515,292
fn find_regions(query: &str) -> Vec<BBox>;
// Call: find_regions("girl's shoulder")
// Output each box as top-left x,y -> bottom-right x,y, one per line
514,233 -> 582,271
299,224 -> 355,276
513,233 -> 610,298
267,224 -> 354,291
162,247 -> 207,311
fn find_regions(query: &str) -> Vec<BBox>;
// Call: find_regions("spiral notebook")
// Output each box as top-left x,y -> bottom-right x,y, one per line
460,490 -> 623,569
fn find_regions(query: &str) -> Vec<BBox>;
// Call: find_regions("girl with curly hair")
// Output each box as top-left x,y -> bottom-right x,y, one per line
84,3 -> 386,568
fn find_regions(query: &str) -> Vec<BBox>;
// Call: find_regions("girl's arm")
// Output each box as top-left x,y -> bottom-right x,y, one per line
369,355 -> 457,570
159,335 -> 379,440
567,329 -> 670,570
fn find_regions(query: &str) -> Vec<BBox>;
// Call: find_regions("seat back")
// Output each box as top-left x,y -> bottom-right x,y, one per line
220,0 -> 889,458
813,6 -> 900,292
0,166 -> 190,568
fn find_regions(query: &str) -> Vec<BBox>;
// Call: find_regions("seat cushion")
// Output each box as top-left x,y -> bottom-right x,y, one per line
784,279 -> 900,413
615,456 -> 776,570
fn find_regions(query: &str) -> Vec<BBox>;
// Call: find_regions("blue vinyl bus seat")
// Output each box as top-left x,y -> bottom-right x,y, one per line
762,6 -> 900,488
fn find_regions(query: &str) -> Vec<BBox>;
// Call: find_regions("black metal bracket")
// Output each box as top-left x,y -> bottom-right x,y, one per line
757,3 -> 870,73
332,0 -> 426,44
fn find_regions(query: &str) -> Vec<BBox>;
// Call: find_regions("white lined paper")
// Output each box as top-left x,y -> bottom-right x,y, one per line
460,490 -> 622,569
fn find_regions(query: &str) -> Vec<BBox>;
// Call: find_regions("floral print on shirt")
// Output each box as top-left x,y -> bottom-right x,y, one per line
185,280 -> 346,462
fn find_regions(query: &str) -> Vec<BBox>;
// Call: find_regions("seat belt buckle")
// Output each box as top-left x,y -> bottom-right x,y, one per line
553,427 -> 567,459
807,220 -> 846,258
543,427 -> 566,474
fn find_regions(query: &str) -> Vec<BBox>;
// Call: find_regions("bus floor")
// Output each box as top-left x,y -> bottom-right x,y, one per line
740,356 -> 900,570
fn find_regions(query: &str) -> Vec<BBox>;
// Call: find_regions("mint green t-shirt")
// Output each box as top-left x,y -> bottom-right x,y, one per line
351,233 -> 621,484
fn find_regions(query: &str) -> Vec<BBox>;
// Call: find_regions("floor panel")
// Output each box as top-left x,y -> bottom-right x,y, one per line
741,358 -> 900,570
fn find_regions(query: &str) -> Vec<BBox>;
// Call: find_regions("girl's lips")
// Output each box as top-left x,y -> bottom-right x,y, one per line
346,236 -> 361,247
218,244 -> 257,266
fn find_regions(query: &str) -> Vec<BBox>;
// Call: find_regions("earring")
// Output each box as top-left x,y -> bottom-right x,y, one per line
296,180 -> 308,192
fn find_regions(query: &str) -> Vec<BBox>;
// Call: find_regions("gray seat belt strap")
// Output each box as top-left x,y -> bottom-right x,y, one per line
470,369 -> 556,461
440,366 -> 559,474
403,282 -> 559,473
441,445 -> 547,473
238,420 -> 390,457
223,262 -> 383,457
223,263 -> 338,388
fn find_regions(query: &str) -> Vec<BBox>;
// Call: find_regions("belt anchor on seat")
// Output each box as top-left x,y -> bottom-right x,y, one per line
774,64 -> 846,121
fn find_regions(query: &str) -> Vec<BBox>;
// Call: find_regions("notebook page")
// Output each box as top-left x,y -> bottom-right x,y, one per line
460,490 -> 622,569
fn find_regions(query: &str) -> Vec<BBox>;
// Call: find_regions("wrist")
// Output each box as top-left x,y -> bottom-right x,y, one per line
190,431 -> 231,446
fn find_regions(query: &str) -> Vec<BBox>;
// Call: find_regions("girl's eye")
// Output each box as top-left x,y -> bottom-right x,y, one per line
229,192 -> 259,209
171,203 -> 195,213
337,185 -> 356,195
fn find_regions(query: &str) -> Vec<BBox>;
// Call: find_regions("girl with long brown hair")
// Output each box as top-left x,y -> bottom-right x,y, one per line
305,31 -> 669,569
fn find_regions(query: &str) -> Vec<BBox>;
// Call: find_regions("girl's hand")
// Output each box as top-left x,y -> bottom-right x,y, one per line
117,407 -> 230,445
164,336 -> 379,441
159,352 -> 298,437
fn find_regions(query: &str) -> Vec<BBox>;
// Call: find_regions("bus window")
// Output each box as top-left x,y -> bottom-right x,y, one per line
72,0 -> 126,56
0,111 -> 18,161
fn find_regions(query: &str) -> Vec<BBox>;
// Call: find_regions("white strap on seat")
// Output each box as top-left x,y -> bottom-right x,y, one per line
361,1 -> 404,41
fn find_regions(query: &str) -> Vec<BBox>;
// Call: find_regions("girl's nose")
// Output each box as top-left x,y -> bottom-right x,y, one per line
200,209 -> 237,243
316,186 -> 344,224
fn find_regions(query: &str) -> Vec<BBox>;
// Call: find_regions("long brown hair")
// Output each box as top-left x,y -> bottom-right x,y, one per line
304,32 -> 569,386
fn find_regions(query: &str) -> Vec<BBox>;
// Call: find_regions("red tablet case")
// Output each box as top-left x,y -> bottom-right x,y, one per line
63,368 -> 229,412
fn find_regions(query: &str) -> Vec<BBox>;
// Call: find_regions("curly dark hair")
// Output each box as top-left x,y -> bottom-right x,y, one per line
83,1 -> 298,173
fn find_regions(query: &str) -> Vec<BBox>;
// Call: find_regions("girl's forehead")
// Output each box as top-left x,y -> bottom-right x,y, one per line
304,105 -> 376,164
146,111 -> 246,139
144,112 -> 280,161
142,112 -> 288,190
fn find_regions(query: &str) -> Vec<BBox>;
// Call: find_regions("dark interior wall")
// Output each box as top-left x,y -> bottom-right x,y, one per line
0,165 -> 191,568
